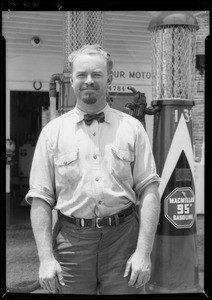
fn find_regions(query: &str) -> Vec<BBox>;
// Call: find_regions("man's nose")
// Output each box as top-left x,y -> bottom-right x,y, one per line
85,74 -> 94,85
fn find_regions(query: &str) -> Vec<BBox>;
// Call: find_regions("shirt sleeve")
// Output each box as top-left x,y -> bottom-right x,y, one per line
25,128 -> 56,207
133,123 -> 161,198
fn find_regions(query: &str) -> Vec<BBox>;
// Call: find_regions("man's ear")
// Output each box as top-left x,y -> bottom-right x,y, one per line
107,73 -> 113,85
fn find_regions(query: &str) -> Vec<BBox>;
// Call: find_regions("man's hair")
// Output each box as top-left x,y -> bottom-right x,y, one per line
68,44 -> 113,74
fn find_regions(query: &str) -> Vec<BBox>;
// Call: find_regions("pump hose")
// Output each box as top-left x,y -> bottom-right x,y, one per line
127,86 -> 137,94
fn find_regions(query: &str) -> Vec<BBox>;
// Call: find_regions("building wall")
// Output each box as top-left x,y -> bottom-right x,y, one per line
192,11 -> 208,214
193,11 -> 209,162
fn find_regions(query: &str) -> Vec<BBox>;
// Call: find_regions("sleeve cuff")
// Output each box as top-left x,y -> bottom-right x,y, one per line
25,188 -> 56,208
134,174 -> 161,197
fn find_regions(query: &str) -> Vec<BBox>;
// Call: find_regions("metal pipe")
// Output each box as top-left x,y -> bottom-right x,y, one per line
49,73 -> 63,120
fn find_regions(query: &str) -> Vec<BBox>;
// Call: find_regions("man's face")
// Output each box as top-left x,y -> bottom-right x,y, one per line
71,54 -> 110,110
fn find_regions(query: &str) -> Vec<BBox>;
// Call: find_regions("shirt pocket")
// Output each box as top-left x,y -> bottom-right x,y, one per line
111,147 -> 134,181
54,151 -> 81,185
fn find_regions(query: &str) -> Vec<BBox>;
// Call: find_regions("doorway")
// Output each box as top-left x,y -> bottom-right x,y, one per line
9,91 -> 49,225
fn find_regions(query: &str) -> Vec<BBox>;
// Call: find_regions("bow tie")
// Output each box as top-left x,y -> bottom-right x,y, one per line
83,112 -> 105,126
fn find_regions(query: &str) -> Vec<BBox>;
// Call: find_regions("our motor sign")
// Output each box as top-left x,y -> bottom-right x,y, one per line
164,187 -> 195,229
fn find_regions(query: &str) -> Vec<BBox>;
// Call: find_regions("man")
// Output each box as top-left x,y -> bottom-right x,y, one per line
26,44 -> 160,295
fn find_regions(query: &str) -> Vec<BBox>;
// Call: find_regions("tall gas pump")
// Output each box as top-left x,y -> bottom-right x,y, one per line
145,12 -> 201,293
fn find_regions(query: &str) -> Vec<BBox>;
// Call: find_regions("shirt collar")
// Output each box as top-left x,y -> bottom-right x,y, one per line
71,104 -> 112,124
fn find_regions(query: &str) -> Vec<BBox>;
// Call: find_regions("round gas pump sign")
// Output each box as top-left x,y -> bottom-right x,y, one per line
164,187 -> 195,229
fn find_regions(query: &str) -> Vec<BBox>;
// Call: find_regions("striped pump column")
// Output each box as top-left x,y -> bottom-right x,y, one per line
146,12 -> 201,293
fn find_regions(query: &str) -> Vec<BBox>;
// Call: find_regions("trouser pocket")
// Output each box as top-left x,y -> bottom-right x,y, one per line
52,220 -> 62,250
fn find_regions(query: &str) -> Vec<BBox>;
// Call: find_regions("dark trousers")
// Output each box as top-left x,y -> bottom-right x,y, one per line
53,211 -> 145,295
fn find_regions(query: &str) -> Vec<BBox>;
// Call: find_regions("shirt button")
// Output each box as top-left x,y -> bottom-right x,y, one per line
93,132 -> 96,136
98,200 -> 102,205
93,154 -> 97,159
95,177 -> 99,181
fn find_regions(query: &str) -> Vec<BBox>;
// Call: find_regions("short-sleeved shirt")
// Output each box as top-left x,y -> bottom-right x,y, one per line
25,104 -> 160,218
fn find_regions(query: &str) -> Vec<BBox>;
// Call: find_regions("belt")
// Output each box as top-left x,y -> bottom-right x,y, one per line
58,204 -> 135,228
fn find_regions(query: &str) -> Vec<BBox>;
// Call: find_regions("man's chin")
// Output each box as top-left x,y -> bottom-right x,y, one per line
82,96 -> 97,104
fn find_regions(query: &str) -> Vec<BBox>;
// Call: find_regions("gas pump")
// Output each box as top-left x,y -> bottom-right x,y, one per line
145,12 -> 201,293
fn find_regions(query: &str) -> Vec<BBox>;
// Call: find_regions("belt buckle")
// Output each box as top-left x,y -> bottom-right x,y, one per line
96,217 -> 112,228
96,217 -> 103,228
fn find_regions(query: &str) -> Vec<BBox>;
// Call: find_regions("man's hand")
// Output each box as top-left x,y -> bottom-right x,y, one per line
123,182 -> 160,289
39,257 -> 65,293
123,251 -> 151,288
